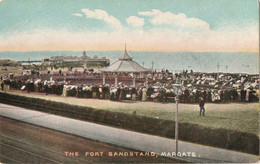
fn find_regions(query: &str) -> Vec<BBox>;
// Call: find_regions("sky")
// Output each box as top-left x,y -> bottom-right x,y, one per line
0,0 -> 259,52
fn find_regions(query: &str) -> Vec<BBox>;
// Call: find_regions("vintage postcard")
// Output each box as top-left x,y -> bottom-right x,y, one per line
0,0 -> 259,163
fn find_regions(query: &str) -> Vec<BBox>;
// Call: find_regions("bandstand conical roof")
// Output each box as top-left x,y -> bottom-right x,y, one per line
101,48 -> 150,73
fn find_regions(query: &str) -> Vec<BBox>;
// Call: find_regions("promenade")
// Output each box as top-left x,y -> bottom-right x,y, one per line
0,103 -> 259,163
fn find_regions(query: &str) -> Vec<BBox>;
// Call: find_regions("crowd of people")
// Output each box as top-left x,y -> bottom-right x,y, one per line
0,68 -> 259,103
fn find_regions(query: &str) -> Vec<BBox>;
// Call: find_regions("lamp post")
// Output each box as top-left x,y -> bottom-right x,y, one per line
102,73 -> 106,85
114,73 -> 118,88
217,62 -> 220,80
132,73 -> 136,87
175,94 -> 179,153
225,65 -> 228,74
172,83 -> 182,153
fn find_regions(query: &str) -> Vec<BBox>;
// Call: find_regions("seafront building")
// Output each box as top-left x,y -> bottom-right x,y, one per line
42,51 -> 110,68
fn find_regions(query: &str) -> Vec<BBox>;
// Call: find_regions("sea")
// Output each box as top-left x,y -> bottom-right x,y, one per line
0,51 -> 259,74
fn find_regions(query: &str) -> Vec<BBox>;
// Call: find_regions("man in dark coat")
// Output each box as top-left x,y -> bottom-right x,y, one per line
199,97 -> 206,116
116,87 -> 121,101
29,81 -> 34,92
44,82 -> 48,95
26,81 -> 30,93
241,89 -> 246,102
1,81 -> 4,91
147,87 -> 154,101
184,89 -> 189,103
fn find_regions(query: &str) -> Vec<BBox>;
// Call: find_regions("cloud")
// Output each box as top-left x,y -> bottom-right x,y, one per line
139,9 -> 210,31
81,8 -> 122,29
0,9 -> 258,52
126,16 -> 144,27
73,13 -> 82,17
0,24 -> 258,52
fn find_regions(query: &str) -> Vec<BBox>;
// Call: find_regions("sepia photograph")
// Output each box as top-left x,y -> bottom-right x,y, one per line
0,0 -> 259,163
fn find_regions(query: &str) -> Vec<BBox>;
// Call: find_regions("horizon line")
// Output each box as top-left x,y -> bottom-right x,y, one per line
0,50 -> 258,53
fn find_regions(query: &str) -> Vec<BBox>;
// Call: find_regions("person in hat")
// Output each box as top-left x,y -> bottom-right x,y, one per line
131,87 -> 137,101
199,97 -> 206,116
1,80 -> 4,91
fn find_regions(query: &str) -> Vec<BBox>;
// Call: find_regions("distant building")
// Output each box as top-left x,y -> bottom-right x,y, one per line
82,50 -> 87,57
42,51 -> 110,68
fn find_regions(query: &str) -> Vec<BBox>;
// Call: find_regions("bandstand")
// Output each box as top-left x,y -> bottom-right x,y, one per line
101,47 -> 150,87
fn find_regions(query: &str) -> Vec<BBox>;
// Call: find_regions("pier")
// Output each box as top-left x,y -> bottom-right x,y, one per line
18,60 -> 42,64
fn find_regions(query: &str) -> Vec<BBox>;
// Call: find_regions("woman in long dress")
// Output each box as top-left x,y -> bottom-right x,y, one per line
246,89 -> 250,102
142,88 -> 147,101
131,87 -> 136,101
138,88 -> 142,101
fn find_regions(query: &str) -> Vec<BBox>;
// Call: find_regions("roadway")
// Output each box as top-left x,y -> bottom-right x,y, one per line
0,103 -> 259,163
0,117 -> 178,163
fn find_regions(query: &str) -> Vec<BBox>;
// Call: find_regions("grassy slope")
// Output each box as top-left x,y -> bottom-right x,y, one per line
104,103 -> 259,135
0,66 -> 23,76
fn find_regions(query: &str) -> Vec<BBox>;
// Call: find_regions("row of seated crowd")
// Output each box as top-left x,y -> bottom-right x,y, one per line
0,69 -> 259,103
16,68 -> 174,81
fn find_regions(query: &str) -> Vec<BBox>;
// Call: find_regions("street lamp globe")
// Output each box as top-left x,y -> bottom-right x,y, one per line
172,83 -> 183,96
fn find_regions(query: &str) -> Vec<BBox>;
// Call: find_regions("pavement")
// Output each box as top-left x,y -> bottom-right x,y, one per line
0,103 -> 259,163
